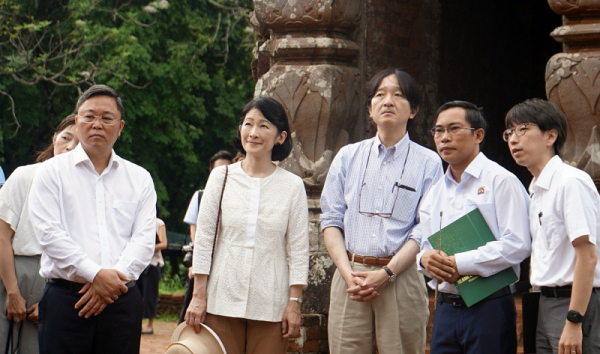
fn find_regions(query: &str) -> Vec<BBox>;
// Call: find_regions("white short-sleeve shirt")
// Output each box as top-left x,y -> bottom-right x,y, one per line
529,155 -> 600,288
183,190 -> 201,225
0,164 -> 42,256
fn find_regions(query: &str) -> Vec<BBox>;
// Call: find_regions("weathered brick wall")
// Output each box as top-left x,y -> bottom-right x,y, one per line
158,293 -> 184,318
364,0 -> 441,149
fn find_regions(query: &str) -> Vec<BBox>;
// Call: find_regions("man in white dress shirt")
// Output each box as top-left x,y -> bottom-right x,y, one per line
29,85 -> 157,354
505,98 -> 600,354
418,101 -> 531,354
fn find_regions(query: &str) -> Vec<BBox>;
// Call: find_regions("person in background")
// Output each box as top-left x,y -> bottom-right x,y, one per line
139,215 -> 168,334
0,114 -> 78,353
179,150 -> 233,324
29,85 -> 157,354
184,97 -> 309,354
505,99 -> 600,354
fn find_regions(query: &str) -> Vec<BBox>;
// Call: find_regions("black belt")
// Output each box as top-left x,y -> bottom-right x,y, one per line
541,285 -> 574,298
441,286 -> 512,307
49,278 -> 136,292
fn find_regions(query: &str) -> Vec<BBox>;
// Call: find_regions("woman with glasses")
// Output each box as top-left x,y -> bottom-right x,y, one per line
0,114 -> 79,353
184,97 -> 309,354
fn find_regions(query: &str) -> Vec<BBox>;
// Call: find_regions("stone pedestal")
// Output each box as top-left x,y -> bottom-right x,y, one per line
546,0 -> 600,187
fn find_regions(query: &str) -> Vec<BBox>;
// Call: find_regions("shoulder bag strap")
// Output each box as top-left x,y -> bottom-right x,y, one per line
210,166 -> 228,262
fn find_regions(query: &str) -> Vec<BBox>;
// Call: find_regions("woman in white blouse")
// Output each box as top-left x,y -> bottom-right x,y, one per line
0,114 -> 79,353
185,97 -> 309,354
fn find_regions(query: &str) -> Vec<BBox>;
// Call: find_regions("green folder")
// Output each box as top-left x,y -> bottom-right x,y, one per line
427,208 -> 517,307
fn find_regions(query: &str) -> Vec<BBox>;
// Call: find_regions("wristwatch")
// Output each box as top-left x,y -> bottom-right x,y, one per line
567,310 -> 584,323
382,266 -> 397,283
289,297 -> 303,304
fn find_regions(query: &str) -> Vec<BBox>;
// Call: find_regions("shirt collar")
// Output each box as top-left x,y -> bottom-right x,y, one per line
373,133 -> 410,159
72,144 -> 120,171
444,152 -> 488,184
530,155 -> 562,193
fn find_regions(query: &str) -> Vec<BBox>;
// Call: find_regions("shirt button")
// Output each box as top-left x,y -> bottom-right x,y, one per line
382,162 -> 387,165
372,234 -> 376,238
378,186 -> 382,190
375,210 -> 380,213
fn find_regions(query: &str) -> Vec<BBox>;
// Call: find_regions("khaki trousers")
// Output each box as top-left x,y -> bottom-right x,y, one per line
328,262 -> 429,354
204,313 -> 288,354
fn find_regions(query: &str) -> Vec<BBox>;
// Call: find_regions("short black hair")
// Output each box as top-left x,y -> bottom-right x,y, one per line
76,84 -> 125,117
232,97 -> 292,161
435,100 -> 488,149
505,98 -> 568,157
366,68 -> 420,130
209,150 -> 233,170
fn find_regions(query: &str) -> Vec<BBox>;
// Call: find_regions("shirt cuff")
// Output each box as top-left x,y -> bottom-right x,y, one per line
113,263 -> 133,281
77,258 -> 103,283
454,250 -> 477,275
320,218 -> 344,232
416,251 -> 432,278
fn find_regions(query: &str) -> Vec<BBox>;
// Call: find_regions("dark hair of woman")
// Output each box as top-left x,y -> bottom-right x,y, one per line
232,97 -> 293,161
36,114 -> 77,163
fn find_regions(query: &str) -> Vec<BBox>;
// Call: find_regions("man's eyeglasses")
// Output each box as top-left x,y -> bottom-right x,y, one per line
77,114 -> 119,125
502,123 -> 537,142
358,143 -> 415,218
430,126 -> 475,138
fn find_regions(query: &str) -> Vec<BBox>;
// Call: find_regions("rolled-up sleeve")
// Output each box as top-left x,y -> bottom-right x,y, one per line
320,148 -> 348,231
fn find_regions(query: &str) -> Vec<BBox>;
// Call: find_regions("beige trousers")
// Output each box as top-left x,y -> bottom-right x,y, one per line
328,262 -> 429,354
204,313 -> 288,354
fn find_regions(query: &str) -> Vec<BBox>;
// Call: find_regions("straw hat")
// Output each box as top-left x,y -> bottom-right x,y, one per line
165,323 -> 227,354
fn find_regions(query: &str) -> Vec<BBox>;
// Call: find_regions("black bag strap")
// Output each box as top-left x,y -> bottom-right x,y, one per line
196,190 -> 204,210
210,166 -> 227,263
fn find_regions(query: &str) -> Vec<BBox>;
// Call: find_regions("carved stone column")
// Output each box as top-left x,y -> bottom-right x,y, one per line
546,1 -> 600,187
251,0 -> 364,195
251,2 -> 364,352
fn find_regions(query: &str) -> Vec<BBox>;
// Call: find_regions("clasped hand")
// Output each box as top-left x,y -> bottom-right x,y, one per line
345,269 -> 389,302
421,250 -> 459,283
74,269 -> 129,318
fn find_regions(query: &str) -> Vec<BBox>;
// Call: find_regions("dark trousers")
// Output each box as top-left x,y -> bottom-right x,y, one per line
430,294 -> 517,354
38,281 -> 143,354
178,277 -> 194,324
536,289 -> 600,353
138,265 -> 161,319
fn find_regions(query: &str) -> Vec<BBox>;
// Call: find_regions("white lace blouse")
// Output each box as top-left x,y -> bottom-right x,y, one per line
192,162 -> 309,322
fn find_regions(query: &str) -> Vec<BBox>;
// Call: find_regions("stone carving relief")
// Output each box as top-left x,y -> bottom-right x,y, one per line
252,0 -> 363,190
255,65 -> 361,188
546,0 -> 600,188
253,0 -> 361,29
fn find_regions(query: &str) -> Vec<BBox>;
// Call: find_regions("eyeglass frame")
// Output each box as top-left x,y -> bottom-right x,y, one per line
76,114 -> 121,125
502,123 -> 538,142
430,125 -> 476,138
358,141 -> 416,218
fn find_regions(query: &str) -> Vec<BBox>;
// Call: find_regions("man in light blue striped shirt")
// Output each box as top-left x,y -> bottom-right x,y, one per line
320,68 -> 443,354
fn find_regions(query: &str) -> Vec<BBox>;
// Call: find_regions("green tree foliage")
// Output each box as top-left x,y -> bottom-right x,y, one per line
0,0 -> 255,232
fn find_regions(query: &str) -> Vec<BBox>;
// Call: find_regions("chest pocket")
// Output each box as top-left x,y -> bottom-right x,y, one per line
113,200 -> 138,237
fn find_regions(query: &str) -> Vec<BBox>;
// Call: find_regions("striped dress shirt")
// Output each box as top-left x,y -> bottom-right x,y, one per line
320,134 -> 443,257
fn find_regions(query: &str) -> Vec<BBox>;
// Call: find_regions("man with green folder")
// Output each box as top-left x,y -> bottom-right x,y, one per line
417,101 -> 531,354
505,99 -> 600,354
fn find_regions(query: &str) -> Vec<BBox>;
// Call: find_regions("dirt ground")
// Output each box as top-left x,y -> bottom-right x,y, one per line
140,321 -> 179,354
